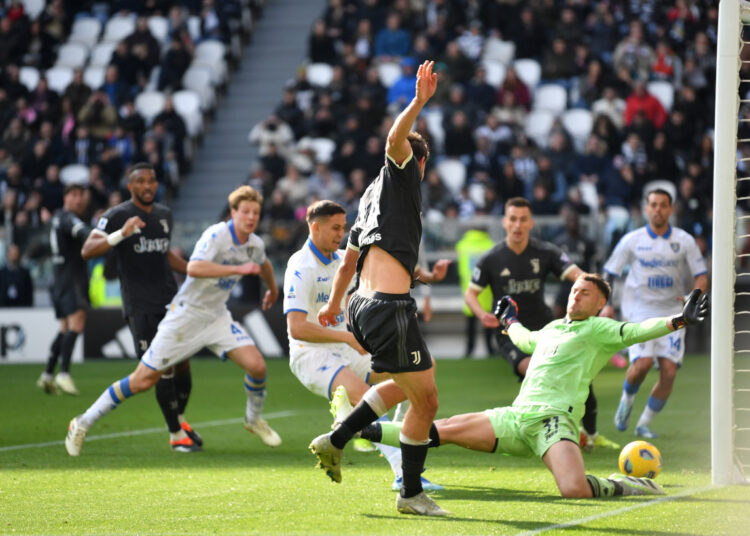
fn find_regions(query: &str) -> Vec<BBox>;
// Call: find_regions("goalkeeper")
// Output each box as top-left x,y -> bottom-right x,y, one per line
358,273 -> 709,498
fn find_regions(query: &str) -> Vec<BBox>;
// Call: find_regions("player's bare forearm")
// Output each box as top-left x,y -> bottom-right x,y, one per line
564,265 -> 583,283
330,248 -> 357,308
465,286 -> 497,327
187,260 -> 251,278
287,312 -> 351,345
386,60 -> 437,164
81,231 -> 111,260
694,274 -> 708,293
168,249 -> 187,274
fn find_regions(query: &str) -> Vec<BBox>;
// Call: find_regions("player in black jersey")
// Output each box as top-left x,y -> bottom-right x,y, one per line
80,163 -> 200,452
311,60 -> 449,517
465,197 -> 619,452
38,184 -> 92,396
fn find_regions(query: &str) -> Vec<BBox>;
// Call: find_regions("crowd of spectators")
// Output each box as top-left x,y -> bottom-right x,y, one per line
247,0 -> 718,259
0,0 -> 259,284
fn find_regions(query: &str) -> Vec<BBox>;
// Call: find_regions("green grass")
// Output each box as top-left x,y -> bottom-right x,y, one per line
1,356 -> 749,535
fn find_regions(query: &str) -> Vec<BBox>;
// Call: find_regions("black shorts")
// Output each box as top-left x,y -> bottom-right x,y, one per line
347,289 -> 432,374
51,283 -> 89,319
126,311 -> 167,358
496,332 -> 529,381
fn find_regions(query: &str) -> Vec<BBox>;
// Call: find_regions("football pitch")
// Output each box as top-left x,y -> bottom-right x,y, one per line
2,356 -> 749,535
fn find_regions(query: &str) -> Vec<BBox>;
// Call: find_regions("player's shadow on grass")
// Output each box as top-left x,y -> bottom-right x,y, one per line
426,484 -> 559,503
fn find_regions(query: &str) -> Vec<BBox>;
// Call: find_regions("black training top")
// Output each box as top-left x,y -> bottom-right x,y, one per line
470,238 -> 575,329
95,200 -> 177,316
349,152 -> 423,284
50,208 -> 92,292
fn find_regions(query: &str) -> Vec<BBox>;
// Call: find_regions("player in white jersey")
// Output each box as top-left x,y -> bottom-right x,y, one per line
284,200 -> 442,491
65,186 -> 282,456
602,188 -> 708,438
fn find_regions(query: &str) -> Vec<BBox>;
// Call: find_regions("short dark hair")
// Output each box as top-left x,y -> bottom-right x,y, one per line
504,197 -> 532,212
128,162 -> 156,181
306,200 -> 345,224
63,183 -> 86,195
407,131 -> 430,162
579,273 -> 611,301
647,188 -> 672,204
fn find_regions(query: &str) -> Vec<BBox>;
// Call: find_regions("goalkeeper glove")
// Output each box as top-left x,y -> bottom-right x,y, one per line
671,289 -> 710,330
494,296 -> 519,333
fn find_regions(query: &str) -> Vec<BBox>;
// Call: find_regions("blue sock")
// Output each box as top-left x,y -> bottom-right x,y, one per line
646,396 -> 667,412
623,379 -> 640,395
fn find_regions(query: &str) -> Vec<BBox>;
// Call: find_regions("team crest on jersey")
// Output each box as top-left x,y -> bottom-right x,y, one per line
160,219 -> 169,233
530,258 -> 540,274
670,242 -> 680,253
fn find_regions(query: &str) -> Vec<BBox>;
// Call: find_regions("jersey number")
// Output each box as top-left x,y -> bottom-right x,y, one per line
543,416 -> 559,441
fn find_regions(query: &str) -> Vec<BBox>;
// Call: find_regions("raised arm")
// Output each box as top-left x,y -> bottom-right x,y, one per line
385,60 -> 437,165
318,246 -> 358,327
81,216 -> 145,260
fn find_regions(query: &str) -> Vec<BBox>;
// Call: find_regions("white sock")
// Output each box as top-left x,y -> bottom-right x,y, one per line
393,400 -> 410,422
637,408 -> 656,427
621,391 -> 635,406
377,442 -> 402,477
80,386 -> 121,428
244,374 -> 266,421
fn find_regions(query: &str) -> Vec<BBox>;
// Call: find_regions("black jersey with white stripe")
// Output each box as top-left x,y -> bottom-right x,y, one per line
350,152 -> 423,284
50,208 -> 91,292
95,200 -> 177,316
470,238 -> 575,329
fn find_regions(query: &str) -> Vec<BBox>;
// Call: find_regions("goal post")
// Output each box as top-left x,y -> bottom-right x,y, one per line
713,0 -> 747,486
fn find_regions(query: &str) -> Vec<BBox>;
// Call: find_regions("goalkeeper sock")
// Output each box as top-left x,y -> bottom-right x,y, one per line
637,396 -> 666,427
586,475 -> 619,497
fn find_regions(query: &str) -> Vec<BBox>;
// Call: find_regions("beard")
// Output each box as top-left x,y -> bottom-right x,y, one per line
133,191 -> 155,206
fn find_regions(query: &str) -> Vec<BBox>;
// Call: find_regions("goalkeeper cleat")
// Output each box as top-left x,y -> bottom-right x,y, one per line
608,473 -> 664,496
329,385 -> 353,428
36,372 -> 58,395
170,436 -> 202,452
65,415 -> 88,456
635,424 -> 659,439
396,491 -> 451,516
180,421 -> 203,447
54,373 -> 79,396
614,399 -> 633,431
309,432 -> 342,483
352,438 -> 377,452
593,433 -> 620,449
392,475 -> 444,492
244,417 -> 282,447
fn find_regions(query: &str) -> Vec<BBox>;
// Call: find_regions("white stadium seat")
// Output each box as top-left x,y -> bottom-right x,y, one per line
423,107 -> 445,153
513,58 -> 541,92
55,43 -> 89,69
561,109 -> 593,152
83,66 -> 106,90
195,40 -> 228,84
481,60 -> 506,88
436,158 -> 467,196
89,42 -> 117,67
60,164 -> 90,186
103,15 -> 136,43
377,62 -> 401,88
45,66 -> 74,94
135,90 -> 166,124
482,38 -> 515,65
524,109 -> 555,148
533,84 -> 567,115
182,66 -> 215,110
21,0 -> 45,19
647,80 -> 674,112
172,90 -> 204,138
306,63 -> 334,88
69,17 -> 102,48
147,16 -> 169,44
308,137 -> 337,164
19,66 -> 40,92
187,16 -> 201,41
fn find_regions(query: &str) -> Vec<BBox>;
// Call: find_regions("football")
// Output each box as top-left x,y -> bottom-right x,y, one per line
618,440 -> 662,479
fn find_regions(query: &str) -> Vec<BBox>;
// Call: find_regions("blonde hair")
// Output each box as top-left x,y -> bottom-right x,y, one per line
228,185 -> 263,210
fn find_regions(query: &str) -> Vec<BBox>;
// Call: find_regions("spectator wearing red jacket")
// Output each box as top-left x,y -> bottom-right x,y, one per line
623,81 -> 667,129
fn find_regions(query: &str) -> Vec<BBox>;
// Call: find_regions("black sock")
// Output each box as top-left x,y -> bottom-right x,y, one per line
155,377 -> 182,433
428,423 -> 441,447
59,331 -> 80,374
359,423 -> 382,442
582,384 -> 598,436
174,370 -> 192,415
399,441 -> 429,498
330,401 -> 378,449
45,332 -> 64,374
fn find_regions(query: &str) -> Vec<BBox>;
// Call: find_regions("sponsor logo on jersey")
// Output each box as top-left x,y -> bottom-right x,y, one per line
317,276 -> 329,282
316,292 -> 330,303
133,236 -> 170,253
638,258 -> 679,268
637,246 -> 651,251
500,268 -> 510,276
530,258 -> 540,274
507,278 -> 541,294
361,233 -> 382,246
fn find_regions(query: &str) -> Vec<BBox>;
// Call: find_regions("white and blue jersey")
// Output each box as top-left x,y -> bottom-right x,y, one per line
174,220 -> 267,316
284,238 -> 349,354
603,224 -> 707,321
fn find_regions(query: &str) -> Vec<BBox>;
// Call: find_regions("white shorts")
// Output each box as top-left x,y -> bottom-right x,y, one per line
289,344 -> 373,399
141,303 -> 255,371
628,329 -> 685,367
